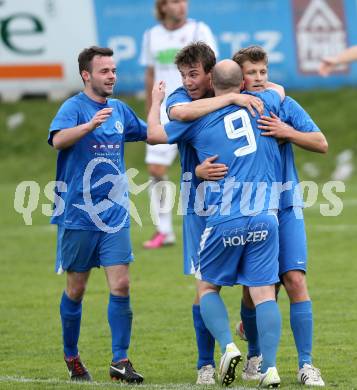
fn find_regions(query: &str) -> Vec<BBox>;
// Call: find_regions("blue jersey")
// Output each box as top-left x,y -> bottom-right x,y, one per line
165,90 -> 281,226
279,96 -> 320,209
166,87 -> 203,214
48,92 -> 147,231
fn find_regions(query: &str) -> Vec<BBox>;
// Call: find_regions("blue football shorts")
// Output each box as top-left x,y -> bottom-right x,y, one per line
182,212 -> 206,275
278,206 -> 307,276
55,226 -> 133,274
196,212 -> 279,287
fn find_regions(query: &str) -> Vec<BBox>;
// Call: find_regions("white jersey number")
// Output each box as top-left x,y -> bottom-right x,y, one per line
224,110 -> 257,157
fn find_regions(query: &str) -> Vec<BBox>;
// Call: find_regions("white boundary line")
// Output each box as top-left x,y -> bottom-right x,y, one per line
0,376 -> 255,389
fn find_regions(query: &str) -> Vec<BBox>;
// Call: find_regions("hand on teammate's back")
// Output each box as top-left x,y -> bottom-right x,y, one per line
232,93 -> 264,117
257,112 -> 293,140
195,155 -> 228,180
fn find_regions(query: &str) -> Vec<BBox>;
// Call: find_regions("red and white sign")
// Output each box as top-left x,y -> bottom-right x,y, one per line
293,0 -> 348,74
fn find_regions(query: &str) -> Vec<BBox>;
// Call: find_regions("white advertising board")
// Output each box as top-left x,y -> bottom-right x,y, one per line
0,0 -> 97,100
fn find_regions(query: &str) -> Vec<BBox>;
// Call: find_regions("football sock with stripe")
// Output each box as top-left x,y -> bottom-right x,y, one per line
290,300 -> 313,368
60,291 -> 82,358
256,300 -> 281,373
200,292 -> 232,353
108,294 -> 132,362
240,301 -> 261,358
192,304 -> 215,369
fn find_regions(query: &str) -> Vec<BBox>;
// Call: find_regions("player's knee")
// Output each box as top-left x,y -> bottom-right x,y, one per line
197,283 -> 219,299
66,284 -> 86,301
110,275 -> 130,296
283,270 -> 307,293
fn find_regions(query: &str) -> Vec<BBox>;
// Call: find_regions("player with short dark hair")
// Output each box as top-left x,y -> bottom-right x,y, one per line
139,0 -> 218,249
175,41 -> 217,74
77,46 -> 114,76
232,45 -> 268,67
147,59 -> 284,388
48,46 -> 146,383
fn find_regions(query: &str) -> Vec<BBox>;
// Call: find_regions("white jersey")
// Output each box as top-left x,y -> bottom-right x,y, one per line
140,18 -> 218,124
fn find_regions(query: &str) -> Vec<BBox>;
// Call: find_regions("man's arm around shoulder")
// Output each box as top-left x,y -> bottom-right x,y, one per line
266,81 -> 285,101
170,92 -> 264,121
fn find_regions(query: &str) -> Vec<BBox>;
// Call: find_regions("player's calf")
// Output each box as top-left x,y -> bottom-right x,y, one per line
235,320 -> 248,341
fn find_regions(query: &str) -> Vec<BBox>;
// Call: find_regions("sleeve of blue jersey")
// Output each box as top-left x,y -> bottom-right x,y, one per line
280,96 -> 320,133
261,89 -> 281,115
122,102 -> 147,142
165,118 -> 197,144
246,89 -> 281,116
166,87 -> 192,118
48,99 -> 79,146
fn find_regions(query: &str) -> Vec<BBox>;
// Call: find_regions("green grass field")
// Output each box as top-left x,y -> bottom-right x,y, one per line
0,89 -> 356,389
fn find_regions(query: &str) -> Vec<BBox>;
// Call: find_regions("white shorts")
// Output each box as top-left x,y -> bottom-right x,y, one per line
145,143 -> 177,166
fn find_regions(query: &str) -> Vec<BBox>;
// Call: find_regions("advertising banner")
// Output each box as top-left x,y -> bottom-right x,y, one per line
1,0 -> 357,99
94,0 -> 357,94
0,0 -> 97,100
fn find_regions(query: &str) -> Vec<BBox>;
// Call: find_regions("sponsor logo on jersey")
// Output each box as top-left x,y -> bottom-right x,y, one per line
115,120 -> 124,133
91,143 -> 120,150
222,229 -> 269,247
155,48 -> 180,65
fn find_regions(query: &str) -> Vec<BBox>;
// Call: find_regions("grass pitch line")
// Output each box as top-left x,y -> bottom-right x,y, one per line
0,376 -> 256,389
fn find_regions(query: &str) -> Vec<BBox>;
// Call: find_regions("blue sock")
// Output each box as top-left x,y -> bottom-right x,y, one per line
108,294 -> 132,362
192,304 -> 215,369
256,300 -> 281,373
240,301 -> 260,358
200,292 -> 232,354
60,291 -> 82,358
290,301 -> 313,368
